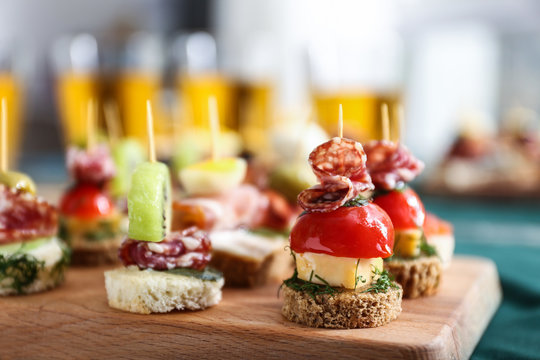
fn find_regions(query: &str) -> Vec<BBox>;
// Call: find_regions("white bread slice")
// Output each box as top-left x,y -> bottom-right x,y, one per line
0,237 -> 69,296
104,266 -> 224,314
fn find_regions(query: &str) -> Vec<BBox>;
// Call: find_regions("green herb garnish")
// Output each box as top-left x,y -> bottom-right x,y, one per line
420,239 -> 437,257
164,266 -> 223,281
0,253 -> 45,294
362,267 -> 399,294
281,268 -> 341,300
248,227 -> 290,238
354,259 -> 367,290
343,195 -> 370,207
50,241 -> 71,280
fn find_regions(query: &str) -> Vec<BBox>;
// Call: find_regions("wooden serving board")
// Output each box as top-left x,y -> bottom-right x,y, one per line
0,256 -> 501,360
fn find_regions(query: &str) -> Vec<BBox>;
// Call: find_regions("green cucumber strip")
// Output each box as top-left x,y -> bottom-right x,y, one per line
128,162 -> 172,242
164,266 -> 223,281
0,237 -> 51,254
111,139 -> 146,198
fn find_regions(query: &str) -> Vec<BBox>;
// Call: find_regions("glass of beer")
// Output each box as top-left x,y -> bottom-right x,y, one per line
52,33 -> 100,146
308,36 -> 403,142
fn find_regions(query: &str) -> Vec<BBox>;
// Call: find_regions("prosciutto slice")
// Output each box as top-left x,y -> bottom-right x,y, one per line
364,140 -> 424,191
298,137 -> 374,213
66,144 -> 116,184
0,185 -> 58,244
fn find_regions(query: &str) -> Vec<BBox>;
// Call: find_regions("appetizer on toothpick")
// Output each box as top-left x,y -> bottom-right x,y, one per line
363,104 -> 445,297
105,100 -> 223,314
104,100 -> 146,207
0,99 -> 70,295
281,105 -> 402,329
173,96 -> 294,287
59,100 -> 123,265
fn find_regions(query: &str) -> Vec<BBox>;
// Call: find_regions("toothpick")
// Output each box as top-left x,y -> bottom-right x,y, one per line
208,96 -> 220,161
338,104 -> 343,138
395,104 -> 405,143
381,103 -> 390,141
86,99 -> 96,151
1,98 -> 8,172
104,100 -> 122,146
171,100 -> 182,143
146,100 -> 156,163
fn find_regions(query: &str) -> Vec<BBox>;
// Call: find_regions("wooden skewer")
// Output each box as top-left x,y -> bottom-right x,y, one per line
338,104 -> 343,138
171,100 -> 182,144
1,98 -> 8,172
395,103 -> 405,143
86,99 -> 96,151
208,96 -> 220,161
381,103 -> 390,141
104,100 -> 122,146
146,100 -> 156,163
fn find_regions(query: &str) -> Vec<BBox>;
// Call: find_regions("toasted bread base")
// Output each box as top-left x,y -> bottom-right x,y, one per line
281,285 -> 402,328
71,246 -> 119,266
210,247 -> 293,287
104,266 -> 224,314
70,235 -> 123,266
0,238 -> 68,296
385,256 -> 442,298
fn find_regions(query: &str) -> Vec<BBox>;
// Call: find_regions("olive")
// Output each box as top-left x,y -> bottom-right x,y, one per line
0,171 -> 37,195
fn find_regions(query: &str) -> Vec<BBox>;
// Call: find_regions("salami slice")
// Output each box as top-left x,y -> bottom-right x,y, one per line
0,186 -> 58,244
364,140 -> 424,190
298,137 -> 374,212
67,144 -> 116,184
118,227 -> 212,270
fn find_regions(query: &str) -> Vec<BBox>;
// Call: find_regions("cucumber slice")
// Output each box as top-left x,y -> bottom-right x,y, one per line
0,237 -> 50,254
111,138 -> 146,198
0,171 -> 37,195
128,162 -> 172,242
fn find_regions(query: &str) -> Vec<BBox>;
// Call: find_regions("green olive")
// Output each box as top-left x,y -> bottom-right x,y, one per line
0,171 -> 37,195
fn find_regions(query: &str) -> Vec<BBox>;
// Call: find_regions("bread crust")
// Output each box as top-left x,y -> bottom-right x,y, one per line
384,256 -> 442,298
71,247 -> 119,266
210,247 -> 293,287
104,266 -> 224,314
281,285 -> 402,328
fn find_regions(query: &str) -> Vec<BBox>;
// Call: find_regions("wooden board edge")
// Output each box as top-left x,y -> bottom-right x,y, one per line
413,256 -> 502,360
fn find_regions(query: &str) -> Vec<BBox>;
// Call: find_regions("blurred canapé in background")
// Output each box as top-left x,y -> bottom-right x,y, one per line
0,0 -> 539,194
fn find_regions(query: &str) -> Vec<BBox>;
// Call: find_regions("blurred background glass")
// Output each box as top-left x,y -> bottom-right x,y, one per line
0,0 -> 538,191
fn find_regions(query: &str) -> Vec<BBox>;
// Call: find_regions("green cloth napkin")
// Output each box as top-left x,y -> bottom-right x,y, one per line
422,195 -> 540,360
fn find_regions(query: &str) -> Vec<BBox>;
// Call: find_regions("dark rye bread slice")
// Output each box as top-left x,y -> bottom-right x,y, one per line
384,255 -> 442,299
281,285 -> 402,328
71,247 -> 119,266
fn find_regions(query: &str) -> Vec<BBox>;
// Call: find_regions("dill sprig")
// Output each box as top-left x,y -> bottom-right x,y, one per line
0,253 -> 45,294
420,233 -> 437,257
343,195 -> 370,207
281,268 -> 341,300
362,267 -> 399,294
354,259 -> 367,290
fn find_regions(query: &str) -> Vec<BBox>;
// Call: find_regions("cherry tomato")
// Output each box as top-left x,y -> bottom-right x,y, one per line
290,203 -> 394,258
423,212 -> 453,236
373,187 -> 425,230
60,183 -> 115,219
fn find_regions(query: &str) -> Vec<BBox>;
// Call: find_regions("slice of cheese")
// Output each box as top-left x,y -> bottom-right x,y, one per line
210,229 -> 285,261
179,158 -> 247,196
394,228 -> 423,258
295,251 -> 383,290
